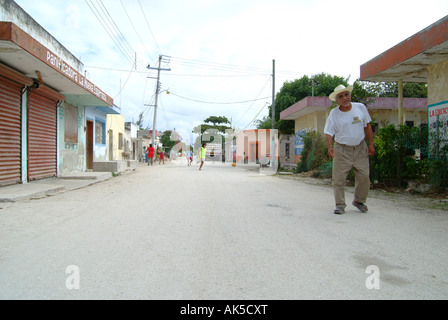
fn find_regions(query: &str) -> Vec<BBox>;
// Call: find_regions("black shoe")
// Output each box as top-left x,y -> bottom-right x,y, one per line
334,207 -> 345,214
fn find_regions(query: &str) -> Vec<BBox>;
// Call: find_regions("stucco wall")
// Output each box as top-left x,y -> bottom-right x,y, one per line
85,108 -> 107,161
295,109 -> 427,134
57,102 -> 86,175
294,112 -> 317,132
107,114 -> 125,161
428,59 -> 448,106
372,110 -> 427,127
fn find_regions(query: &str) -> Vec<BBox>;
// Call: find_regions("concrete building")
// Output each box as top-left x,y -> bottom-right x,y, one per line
124,122 -> 139,161
91,114 -> 138,172
227,129 -> 278,165
0,0 -> 118,186
84,104 -> 121,170
360,15 -> 448,158
280,96 -> 427,163
281,96 -> 427,134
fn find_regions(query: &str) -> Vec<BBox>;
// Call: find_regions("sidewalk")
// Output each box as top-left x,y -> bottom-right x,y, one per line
0,172 -> 113,203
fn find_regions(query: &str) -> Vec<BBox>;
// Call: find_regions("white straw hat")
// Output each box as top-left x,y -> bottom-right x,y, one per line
329,84 -> 353,101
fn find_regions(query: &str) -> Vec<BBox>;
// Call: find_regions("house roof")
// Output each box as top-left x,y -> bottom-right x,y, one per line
280,96 -> 331,120
360,15 -> 448,83
280,96 -> 427,121
0,22 -> 113,107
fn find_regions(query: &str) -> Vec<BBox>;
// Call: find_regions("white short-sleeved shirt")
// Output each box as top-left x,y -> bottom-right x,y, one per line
324,102 -> 372,146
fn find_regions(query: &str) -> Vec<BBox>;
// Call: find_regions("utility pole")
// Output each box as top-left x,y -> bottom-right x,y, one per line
147,55 -> 171,148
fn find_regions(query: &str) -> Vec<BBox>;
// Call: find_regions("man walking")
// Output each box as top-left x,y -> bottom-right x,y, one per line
324,85 -> 375,214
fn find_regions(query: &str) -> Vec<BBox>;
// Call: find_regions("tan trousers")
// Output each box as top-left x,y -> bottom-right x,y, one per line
332,140 -> 370,208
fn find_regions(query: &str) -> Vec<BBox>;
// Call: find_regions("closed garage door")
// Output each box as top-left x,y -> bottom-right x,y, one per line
0,75 -> 22,186
27,90 -> 58,181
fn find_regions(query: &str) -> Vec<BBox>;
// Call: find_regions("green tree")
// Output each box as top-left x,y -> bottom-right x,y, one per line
136,111 -> 145,130
351,80 -> 377,107
267,73 -> 349,134
204,116 -> 230,126
160,130 -> 177,153
193,115 -> 231,135
365,82 -> 427,98
255,115 -> 272,129
193,116 -> 232,150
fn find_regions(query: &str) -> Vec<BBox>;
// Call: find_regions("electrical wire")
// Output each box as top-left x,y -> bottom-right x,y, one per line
114,67 -> 134,99
169,92 -> 270,105
234,76 -> 271,125
86,0 -> 134,66
171,56 -> 270,75
85,0 -> 152,74
120,0 -> 156,67
138,0 -> 162,56
242,102 -> 269,130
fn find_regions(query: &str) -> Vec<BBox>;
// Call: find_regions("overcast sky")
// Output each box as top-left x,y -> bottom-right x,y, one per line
12,0 -> 448,138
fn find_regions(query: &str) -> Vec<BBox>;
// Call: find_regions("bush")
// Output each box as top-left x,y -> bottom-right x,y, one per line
371,124 -> 428,188
429,159 -> 448,192
295,130 -> 330,174
294,124 -> 447,193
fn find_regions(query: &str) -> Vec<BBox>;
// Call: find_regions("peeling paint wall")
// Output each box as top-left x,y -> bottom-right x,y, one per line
428,59 -> 448,105
58,102 -> 86,175
85,107 -> 108,161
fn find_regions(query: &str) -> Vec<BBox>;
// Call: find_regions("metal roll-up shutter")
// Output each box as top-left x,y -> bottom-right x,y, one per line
27,90 -> 58,181
0,75 -> 23,186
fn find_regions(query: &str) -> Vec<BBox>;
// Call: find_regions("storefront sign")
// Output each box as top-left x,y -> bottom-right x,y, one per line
0,22 -> 113,106
428,100 -> 448,158
45,49 -> 110,104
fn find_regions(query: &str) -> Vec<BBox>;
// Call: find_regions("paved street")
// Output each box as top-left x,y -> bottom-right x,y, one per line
1,159 -> 447,299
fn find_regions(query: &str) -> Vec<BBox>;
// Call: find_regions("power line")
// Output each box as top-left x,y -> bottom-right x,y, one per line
85,0 -> 135,66
165,73 -> 270,78
171,56 -> 270,74
120,0 -> 156,67
84,65 -> 269,78
85,0 -> 152,73
242,102 -> 269,130
235,76 -> 271,125
85,66 -> 148,73
114,67 -> 134,99
171,56 -> 308,78
138,0 -> 162,56
169,92 -> 270,105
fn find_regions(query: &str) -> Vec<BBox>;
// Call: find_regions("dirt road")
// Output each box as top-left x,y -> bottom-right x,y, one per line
1,159 -> 447,299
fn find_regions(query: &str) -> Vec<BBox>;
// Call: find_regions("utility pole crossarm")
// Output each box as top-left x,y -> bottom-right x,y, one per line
148,55 -> 171,148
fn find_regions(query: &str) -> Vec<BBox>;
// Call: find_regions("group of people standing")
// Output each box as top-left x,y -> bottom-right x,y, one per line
145,144 -> 165,166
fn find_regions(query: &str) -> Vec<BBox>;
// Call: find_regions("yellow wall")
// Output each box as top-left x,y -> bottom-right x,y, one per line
294,111 -> 328,133
294,109 -> 427,134
428,59 -> 448,106
106,114 -> 125,161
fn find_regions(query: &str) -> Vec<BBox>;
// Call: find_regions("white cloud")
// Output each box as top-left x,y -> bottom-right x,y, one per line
12,0 -> 448,138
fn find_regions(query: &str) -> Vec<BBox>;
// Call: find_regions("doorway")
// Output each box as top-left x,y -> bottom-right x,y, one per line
86,120 -> 94,170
